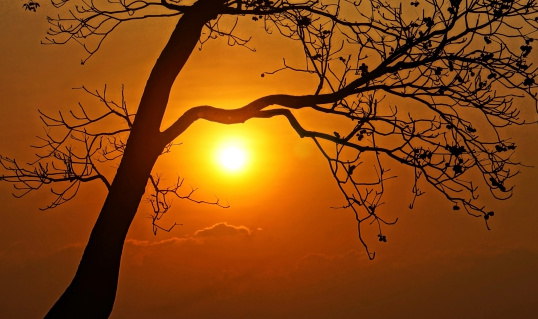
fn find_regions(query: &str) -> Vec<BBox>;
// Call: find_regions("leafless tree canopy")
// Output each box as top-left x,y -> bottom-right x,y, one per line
5,0 -> 538,259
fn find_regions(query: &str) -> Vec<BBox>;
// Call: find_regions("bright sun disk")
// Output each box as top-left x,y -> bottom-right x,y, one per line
218,146 -> 246,171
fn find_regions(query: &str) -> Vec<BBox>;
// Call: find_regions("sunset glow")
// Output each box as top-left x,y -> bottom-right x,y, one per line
1,2 -> 538,319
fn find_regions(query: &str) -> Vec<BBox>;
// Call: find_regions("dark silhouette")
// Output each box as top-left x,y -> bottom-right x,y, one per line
3,0 -> 538,318
21,0 -> 40,12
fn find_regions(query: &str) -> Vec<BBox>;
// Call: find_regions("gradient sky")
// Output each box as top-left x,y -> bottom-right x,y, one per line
1,2 -> 538,318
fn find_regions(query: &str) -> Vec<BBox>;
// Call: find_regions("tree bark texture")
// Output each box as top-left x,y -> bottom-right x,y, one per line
44,1 -> 225,318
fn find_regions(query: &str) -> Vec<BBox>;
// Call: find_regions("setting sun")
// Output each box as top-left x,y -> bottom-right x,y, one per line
217,145 -> 247,171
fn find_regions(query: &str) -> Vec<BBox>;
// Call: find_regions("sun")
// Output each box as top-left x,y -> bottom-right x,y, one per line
217,145 -> 247,171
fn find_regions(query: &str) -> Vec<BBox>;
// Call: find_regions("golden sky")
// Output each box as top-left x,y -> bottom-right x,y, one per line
1,1 -> 538,318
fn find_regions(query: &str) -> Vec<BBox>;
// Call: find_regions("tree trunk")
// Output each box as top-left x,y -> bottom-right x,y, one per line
44,140 -> 163,319
44,1 -> 225,318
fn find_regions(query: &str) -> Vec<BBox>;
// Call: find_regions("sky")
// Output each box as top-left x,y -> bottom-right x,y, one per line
1,1 -> 538,318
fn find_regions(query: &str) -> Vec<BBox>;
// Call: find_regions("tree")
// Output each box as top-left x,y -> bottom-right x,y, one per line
2,0 -> 538,317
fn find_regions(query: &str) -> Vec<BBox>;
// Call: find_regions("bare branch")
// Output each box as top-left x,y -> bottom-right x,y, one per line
0,86 -> 134,209
147,174 -> 229,235
7,0 -> 538,255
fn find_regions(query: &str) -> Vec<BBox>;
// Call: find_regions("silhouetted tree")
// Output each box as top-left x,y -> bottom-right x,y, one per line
2,0 -> 538,318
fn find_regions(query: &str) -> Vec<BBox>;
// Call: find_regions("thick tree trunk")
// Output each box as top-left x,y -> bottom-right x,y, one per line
44,140 -> 163,319
44,1 -> 225,318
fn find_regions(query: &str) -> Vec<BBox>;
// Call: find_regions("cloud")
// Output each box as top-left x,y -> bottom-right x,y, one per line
193,222 -> 252,238
125,237 -> 199,248
119,223 -> 256,263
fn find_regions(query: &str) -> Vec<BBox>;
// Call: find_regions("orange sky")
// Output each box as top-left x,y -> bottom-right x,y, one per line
1,2 -> 538,318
